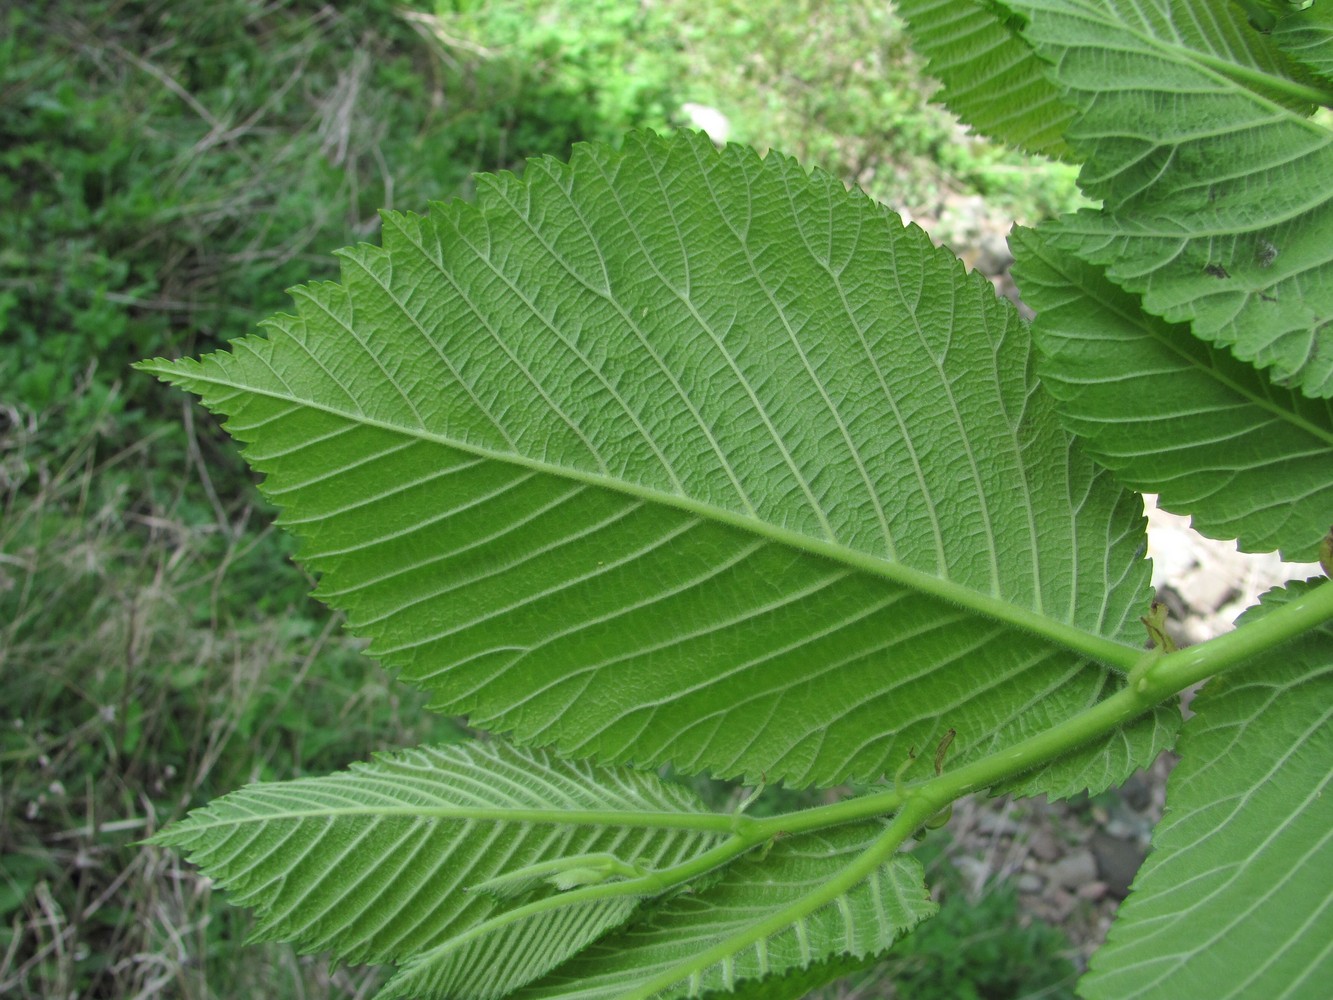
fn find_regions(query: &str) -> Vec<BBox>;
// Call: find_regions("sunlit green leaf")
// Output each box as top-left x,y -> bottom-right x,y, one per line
138,130 -> 1159,794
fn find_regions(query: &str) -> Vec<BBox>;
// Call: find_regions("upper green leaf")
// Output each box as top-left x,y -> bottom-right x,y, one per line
1082,579 -> 1333,999
895,0 -> 1077,160
1011,225 -> 1333,561
139,129 -> 1158,792
513,823 -> 935,1000
1273,1 -> 1333,82
150,741 -> 724,996
1001,0 -> 1333,396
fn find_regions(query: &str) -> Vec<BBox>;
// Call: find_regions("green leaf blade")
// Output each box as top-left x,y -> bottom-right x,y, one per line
513,824 -> 936,1000
1273,2 -> 1333,83
150,742 -> 723,982
1012,225 -> 1333,561
1082,580 -> 1333,999
139,130 -> 1158,793
896,0 -> 1077,159
381,896 -> 642,1000
1000,0 -> 1333,397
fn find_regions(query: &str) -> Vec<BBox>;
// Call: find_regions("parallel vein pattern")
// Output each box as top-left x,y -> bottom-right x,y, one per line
513,824 -> 935,999
1012,226 -> 1333,561
151,742 -> 721,989
1273,2 -> 1333,81
1082,581 -> 1333,999
1006,0 -> 1333,396
896,0 -> 1077,159
141,130 -> 1158,790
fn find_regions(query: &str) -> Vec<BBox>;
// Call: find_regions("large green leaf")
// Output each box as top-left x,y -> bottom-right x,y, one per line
895,0 -> 1077,160
1082,579 -> 1333,999
139,129 -> 1160,792
514,824 -> 935,999
1002,0 -> 1333,396
150,742 -> 723,994
1011,226 -> 1333,561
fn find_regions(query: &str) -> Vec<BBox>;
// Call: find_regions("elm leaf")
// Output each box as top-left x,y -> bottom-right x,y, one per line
1002,0 -> 1333,397
1012,225 -> 1333,562
1082,580 -> 1333,999
138,129 -> 1159,792
1273,2 -> 1333,83
896,0 -> 1077,160
513,824 -> 936,1000
150,741 -> 722,997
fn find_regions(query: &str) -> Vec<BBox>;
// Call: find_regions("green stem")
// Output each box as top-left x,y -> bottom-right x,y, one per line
1183,43 -> 1333,109
406,832 -> 764,969
1142,577 -> 1333,694
620,800 -> 936,1000
392,580 -> 1333,995
168,582 -> 1329,858
738,579 -> 1333,841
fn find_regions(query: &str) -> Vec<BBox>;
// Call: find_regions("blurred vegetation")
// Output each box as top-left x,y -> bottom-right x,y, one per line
1,1 -> 1080,996
874,842 -> 1078,1000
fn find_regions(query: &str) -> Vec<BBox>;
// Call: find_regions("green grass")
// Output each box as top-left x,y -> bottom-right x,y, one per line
0,388 -> 463,998
431,0 -> 1085,243
1,1 -> 1082,995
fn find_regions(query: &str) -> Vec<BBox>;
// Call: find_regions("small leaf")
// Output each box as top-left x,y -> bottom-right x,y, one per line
1082,579 -> 1333,999
1012,225 -> 1333,562
150,741 -> 723,993
896,0 -> 1077,159
469,854 -> 643,900
381,896 -> 641,1000
513,823 -> 937,1000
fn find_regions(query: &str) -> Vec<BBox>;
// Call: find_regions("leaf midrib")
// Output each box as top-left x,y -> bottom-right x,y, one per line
156,804 -> 747,837
1022,1 -> 1333,118
143,360 -> 1139,670
1031,240 -> 1333,447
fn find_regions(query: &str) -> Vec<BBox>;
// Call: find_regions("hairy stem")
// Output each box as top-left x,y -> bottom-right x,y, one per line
620,800 -> 936,1000
756,577 -> 1333,835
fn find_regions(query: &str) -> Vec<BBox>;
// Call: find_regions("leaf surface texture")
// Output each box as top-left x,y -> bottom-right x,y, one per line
1003,0 -> 1333,396
151,742 -> 721,994
513,824 -> 935,999
1082,580 -> 1333,999
895,0 -> 1076,159
139,130 -> 1158,790
1273,2 -> 1333,82
1012,226 -> 1333,561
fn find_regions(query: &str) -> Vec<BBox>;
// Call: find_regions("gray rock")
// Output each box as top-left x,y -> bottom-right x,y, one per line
1048,848 -> 1098,890
1091,831 -> 1145,899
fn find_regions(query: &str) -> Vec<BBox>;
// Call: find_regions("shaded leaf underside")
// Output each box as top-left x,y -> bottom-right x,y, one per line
514,824 -> 935,1000
1273,2 -> 1333,81
151,742 -> 721,984
896,0 -> 1077,160
1082,580 -> 1333,999
1012,226 -> 1333,562
141,130 -> 1163,792
1005,0 -> 1333,396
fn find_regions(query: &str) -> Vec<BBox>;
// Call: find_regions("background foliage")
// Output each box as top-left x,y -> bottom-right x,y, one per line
3,1 -> 1086,997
